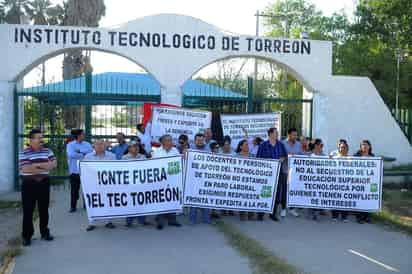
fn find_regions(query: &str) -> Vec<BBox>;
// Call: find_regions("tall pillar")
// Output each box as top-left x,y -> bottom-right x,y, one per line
161,84 -> 182,106
0,81 -> 16,193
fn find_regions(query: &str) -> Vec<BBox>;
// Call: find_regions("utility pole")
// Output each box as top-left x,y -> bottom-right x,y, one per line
395,48 -> 402,118
254,10 -> 302,95
254,10 -> 259,98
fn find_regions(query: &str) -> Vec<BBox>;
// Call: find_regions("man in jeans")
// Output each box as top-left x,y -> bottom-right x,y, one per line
256,127 -> 287,222
66,129 -> 93,213
19,129 -> 57,246
281,128 -> 302,218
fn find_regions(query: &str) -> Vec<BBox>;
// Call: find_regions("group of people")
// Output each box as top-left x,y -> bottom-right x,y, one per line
18,123 -> 375,247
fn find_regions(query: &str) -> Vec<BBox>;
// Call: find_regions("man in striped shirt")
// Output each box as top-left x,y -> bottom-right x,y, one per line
19,129 -> 57,246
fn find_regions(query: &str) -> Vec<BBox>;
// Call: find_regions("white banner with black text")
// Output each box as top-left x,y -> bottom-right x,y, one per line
80,156 -> 183,221
151,106 -> 212,142
183,150 -> 280,212
287,155 -> 383,212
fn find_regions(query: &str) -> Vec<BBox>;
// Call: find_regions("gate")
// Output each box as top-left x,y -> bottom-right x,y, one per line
15,72 -> 161,187
16,73 -> 313,187
183,77 -> 313,143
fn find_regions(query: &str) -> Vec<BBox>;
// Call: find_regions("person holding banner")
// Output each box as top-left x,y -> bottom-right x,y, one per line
309,138 -> 326,220
152,134 -> 182,230
136,123 -> 152,156
236,139 -> 255,221
189,133 -> 211,224
84,139 -> 117,231
256,127 -> 287,222
221,136 -> 235,155
282,128 -> 302,218
354,140 -> 375,224
204,128 -> 216,150
66,129 -> 93,213
241,127 -> 263,157
177,134 -> 190,154
122,140 -> 150,227
331,140 -> 350,222
110,132 -> 129,160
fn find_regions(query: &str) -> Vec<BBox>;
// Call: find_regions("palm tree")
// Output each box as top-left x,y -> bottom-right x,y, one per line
26,0 -> 52,25
61,0 -> 105,131
0,0 -> 31,24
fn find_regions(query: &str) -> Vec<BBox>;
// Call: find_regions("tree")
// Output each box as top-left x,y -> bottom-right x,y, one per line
61,0 -> 106,130
0,0 -> 30,24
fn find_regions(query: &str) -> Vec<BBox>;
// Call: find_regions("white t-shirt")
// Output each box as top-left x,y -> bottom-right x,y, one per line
152,146 -> 180,158
138,122 -> 152,153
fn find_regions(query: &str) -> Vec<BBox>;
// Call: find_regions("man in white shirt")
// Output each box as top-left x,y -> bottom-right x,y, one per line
152,134 -> 182,230
84,139 -> 116,231
137,123 -> 152,156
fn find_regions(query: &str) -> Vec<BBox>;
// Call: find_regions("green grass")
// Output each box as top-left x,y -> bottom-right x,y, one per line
215,221 -> 303,274
0,201 -> 21,210
0,237 -> 22,274
373,188 -> 412,236
384,164 -> 412,171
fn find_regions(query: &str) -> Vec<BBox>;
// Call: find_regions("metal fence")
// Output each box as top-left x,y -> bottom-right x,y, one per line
15,73 -> 313,187
392,108 -> 412,144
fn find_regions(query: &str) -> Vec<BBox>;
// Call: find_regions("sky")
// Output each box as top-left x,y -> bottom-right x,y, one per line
25,0 -> 357,87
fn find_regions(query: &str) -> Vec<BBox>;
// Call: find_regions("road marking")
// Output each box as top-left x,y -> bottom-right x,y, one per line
348,249 -> 400,272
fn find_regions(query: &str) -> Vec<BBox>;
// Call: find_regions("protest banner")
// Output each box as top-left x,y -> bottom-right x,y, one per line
79,156 -> 183,221
287,155 -> 383,212
183,150 -> 280,212
150,106 -> 212,141
220,113 -> 281,148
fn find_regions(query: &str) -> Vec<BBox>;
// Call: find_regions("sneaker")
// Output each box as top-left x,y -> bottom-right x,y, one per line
289,209 -> 299,217
86,225 -> 96,231
332,218 -> 338,222
105,222 -> 115,229
41,234 -> 54,241
22,238 -> 31,246
280,209 -> 287,217
342,218 -> 349,223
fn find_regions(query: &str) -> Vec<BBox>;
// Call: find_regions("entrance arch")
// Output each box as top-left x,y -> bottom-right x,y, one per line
0,13 -> 411,192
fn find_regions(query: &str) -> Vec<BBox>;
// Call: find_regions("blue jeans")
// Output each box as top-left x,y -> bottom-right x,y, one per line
125,216 -> 146,225
189,208 -> 210,224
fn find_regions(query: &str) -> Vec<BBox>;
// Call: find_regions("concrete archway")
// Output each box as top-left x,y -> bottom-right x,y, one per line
0,13 -> 411,192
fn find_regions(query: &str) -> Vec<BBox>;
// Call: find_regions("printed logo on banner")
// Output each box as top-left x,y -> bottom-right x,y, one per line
168,161 -> 181,175
260,186 -> 273,198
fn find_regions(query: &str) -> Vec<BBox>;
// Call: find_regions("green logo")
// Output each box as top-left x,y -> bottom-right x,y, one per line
168,161 -> 181,175
370,183 -> 378,193
261,186 -> 272,198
